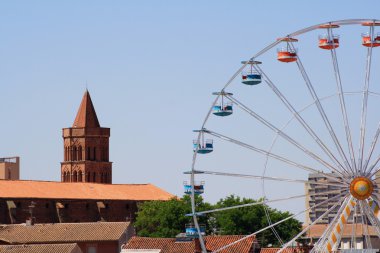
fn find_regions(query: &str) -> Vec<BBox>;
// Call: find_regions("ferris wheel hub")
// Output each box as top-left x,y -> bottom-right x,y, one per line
349,176 -> 374,200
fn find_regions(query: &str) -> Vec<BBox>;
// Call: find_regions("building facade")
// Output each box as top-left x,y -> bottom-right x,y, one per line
305,173 -> 345,224
0,157 -> 19,180
0,180 -> 173,224
61,90 -> 112,184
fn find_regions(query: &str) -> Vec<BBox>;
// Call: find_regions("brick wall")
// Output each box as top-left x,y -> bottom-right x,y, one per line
0,199 -> 139,224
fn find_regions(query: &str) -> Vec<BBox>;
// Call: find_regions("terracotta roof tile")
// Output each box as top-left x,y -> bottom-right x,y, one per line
0,222 -> 130,244
73,90 -> 100,128
305,224 -> 377,238
205,235 -> 255,253
0,180 -> 173,201
260,248 -> 302,253
123,235 -> 256,253
0,243 -> 82,253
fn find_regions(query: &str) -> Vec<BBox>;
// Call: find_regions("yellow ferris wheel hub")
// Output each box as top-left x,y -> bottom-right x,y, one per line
349,177 -> 373,200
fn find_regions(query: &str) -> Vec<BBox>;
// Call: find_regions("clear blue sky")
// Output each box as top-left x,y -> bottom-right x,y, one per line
2,1 -> 380,216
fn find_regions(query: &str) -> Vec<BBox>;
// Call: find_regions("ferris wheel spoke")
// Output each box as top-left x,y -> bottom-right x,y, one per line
192,169 -> 348,187
278,195 -> 346,253
225,95 -> 350,179
289,42 -> 354,175
364,154 -> 380,178
210,193 -> 346,253
190,190 -> 347,217
254,64 -> 350,176
328,27 -> 357,173
362,122 -> 380,174
359,26 -> 374,173
203,129 -> 350,184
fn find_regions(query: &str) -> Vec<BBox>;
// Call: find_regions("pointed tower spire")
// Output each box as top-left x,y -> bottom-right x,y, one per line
72,90 -> 100,128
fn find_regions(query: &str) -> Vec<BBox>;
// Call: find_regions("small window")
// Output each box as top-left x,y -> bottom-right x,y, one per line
87,245 -> 97,253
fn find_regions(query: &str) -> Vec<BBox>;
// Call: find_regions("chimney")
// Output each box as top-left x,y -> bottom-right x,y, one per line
26,201 -> 36,225
25,217 -> 34,226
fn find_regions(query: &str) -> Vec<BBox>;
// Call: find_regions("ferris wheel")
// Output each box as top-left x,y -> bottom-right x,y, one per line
185,19 -> 380,253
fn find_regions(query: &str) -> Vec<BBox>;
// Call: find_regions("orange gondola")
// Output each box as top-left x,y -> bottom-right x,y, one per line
277,37 -> 298,63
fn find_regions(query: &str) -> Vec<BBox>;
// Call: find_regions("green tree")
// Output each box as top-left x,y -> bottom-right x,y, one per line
134,195 -> 211,237
134,194 -> 301,246
213,195 -> 301,247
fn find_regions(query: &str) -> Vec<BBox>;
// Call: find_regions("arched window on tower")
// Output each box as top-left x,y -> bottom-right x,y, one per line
104,172 -> 108,183
67,147 -> 71,161
93,172 -> 96,182
73,146 -> 77,161
64,171 -> 69,182
87,147 -> 91,160
78,146 -> 82,161
78,171 -> 83,182
87,172 -> 91,182
73,171 -> 78,182
93,147 -> 97,161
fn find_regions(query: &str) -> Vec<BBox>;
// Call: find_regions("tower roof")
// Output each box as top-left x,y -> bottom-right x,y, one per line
73,90 -> 100,128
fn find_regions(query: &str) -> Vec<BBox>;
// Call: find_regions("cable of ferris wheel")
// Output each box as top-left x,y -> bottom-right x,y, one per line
362,121 -> 380,174
194,170 -> 348,187
358,25 -> 374,175
327,27 -> 358,174
289,41 -> 354,176
225,95 -> 351,181
204,129 -> 349,184
278,196 -> 346,253
254,64 -> 351,178
211,193 -> 347,253
189,189 -> 348,217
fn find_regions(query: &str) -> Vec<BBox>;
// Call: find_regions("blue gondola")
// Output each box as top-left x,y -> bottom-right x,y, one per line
241,60 -> 262,85
184,181 -> 205,195
242,73 -> 262,85
212,91 -> 233,117
213,104 -> 233,116
185,224 -> 206,238
193,139 -> 213,154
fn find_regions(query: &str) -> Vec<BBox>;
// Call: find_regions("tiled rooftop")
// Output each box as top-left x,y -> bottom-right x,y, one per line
123,235 -> 256,253
0,243 -> 82,253
0,222 -> 130,244
305,224 -> 377,238
0,180 -> 173,200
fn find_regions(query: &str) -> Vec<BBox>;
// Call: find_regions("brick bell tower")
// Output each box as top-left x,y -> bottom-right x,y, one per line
61,90 -> 112,183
